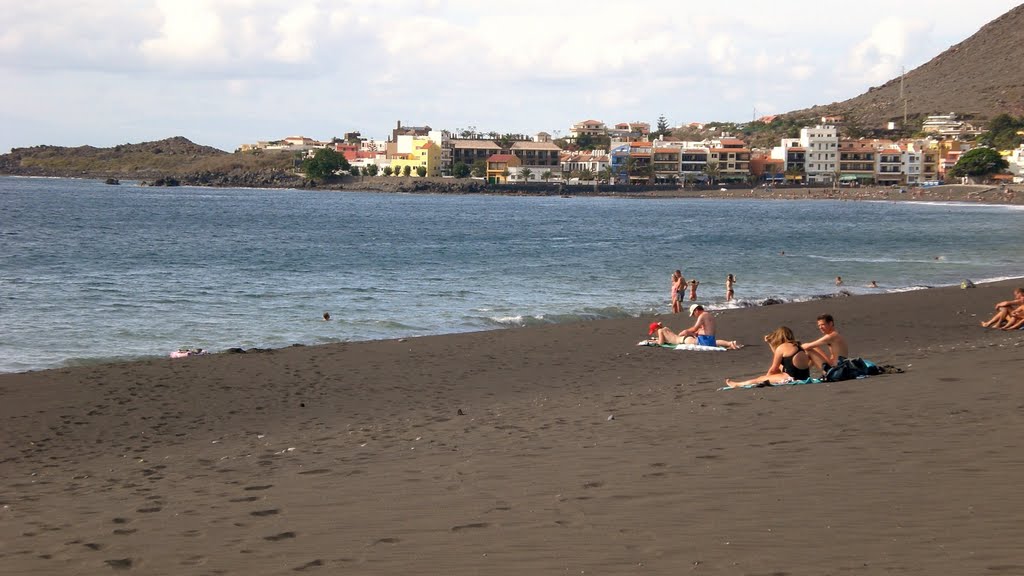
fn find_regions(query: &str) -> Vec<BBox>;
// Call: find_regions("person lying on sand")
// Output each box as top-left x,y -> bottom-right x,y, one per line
980,287 -> 1024,328
725,326 -> 811,388
800,314 -> 849,372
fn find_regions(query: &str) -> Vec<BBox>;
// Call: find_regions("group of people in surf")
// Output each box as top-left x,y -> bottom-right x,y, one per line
669,270 -> 735,314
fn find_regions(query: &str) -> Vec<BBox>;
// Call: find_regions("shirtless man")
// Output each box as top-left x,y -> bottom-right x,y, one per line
800,314 -> 849,371
678,305 -> 743,349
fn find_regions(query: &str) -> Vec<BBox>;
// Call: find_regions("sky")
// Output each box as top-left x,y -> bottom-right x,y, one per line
1,0 -> 1021,153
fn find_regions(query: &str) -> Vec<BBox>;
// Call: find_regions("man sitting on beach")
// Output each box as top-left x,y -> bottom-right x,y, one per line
800,314 -> 849,372
980,287 -> 1024,329
678,305 -> 743,349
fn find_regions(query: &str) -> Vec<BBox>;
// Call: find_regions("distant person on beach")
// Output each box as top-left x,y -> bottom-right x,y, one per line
726,274 -> 736,301
800,314 -> 849,372
725,326 -> 811,387
868,280 -> 879,288
323,312 -> 331,321
678,305 -> 743,349
689,279 -> 700,301
835,276 -> 843,287
980,287 -> 1024,328
671,270 -> 684,314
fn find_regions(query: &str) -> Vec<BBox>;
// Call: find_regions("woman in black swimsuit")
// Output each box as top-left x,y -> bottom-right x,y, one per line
725,326 -> 811,388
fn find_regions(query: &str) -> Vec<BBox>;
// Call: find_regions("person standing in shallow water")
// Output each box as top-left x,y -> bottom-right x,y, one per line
671,270 -> 684,314
689,278 -> 700,301
725,274 -> 736,301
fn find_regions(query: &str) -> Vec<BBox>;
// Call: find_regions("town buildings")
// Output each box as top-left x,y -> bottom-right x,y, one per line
239,113 -> 1012,185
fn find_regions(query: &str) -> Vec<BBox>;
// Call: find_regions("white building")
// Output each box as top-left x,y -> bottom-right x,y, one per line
800,125 -> 838,183
1006,144 -> 1024,183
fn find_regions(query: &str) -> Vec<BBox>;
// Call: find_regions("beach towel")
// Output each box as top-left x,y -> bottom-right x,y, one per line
719,377 -> 823,390
637,340 -> 727,352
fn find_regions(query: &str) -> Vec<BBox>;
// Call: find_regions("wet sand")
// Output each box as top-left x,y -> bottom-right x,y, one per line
2,280 -> 1023,575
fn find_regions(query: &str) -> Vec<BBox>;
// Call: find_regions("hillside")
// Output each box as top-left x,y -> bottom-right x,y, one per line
783,4 -> 1024,128
0,137 -> 303,186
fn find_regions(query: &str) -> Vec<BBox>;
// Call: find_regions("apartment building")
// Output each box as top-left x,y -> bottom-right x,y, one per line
485,154 -> 521,184
800,125 -> 838,184
708,137 -> 751,182
838,140 -> 876,185
876,148 -> 903,185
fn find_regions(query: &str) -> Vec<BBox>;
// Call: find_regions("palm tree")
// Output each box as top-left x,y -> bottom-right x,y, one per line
703,160 -> 720,186
579,168 -> 594,182
520,167 -> 533,183
541,170 -> 552,182
600,165 -> 618,184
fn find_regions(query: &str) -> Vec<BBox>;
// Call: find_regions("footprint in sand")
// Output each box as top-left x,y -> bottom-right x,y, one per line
451,523 -> 490,532
250,509 -> 280,517
264,531 -> 296,541
244,485 -> 274,491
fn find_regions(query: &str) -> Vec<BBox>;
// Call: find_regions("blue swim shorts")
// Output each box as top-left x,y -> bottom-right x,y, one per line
696,335 -> 717,347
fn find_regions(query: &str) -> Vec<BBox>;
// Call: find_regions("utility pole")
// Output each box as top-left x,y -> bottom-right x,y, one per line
900,66 -> 907,126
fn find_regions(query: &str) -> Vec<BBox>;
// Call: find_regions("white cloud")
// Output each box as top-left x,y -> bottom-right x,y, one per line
0,0 -> 1021,153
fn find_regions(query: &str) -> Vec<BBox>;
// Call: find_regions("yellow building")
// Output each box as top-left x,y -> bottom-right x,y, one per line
389,138 -> 441,177
485,154 -> 521,184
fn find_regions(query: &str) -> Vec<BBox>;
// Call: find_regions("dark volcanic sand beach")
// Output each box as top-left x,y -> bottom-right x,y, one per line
2,281 -> 1023,575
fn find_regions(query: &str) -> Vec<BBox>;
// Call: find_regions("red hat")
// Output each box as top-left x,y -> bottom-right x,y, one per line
648,321 -> 662,335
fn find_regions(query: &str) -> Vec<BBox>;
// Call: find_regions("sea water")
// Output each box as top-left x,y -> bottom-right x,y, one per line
1,176 -> 1022,373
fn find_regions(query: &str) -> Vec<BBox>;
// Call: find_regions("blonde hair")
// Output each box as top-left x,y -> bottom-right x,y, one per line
764,326 -> 796,348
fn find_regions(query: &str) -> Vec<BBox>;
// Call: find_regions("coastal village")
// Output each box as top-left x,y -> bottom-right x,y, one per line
239,113 -> 1024,187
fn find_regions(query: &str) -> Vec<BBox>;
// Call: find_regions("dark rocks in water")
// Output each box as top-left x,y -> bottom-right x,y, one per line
104,178 -> 120,185
760,297 -> 785,306
151,177 -> 180,187
226,348 -> 247,354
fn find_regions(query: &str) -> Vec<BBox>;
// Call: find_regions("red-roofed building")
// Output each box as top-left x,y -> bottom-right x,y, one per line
486,154 -> 522,184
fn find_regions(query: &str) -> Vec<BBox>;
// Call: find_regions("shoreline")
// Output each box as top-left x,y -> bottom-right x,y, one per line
2,279 -> 1023,574
6,276 -> 1023,377
5,173 -> 1023,206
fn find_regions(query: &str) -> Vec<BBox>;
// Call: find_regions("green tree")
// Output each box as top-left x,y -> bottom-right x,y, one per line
416,166 -> 427,177
947,147 -> 1009,178
403,165 -> 412,177
541,169 -> 552,182
703,160 -> 720,185
366,163 -> 379,177
979,114 -> 1024,150
471,159 -> 487,178
301,148 -> 350,180
349,165 -> 360,177
452,161 -> 471,178
599,165 -> 616,184
383,165 -> 393,176
578,168 -> 594,181
656,114 -> 670,138
519,167 -> 533,183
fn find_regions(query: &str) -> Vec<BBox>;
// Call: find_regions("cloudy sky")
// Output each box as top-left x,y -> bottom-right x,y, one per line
1,0 -> 1020,152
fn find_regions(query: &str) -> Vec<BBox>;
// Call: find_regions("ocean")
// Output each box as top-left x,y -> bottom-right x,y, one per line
2,176 -> 1022,374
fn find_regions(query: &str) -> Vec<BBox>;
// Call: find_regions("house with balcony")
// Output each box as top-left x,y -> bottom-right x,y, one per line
876,147 -> 903,185
679,148 -> 709,184
708,137 -> 751,182
451,139 -> 502,172
560,151 -> 609,179
510,141 -> 561,171
625,142 -> 653,184
800,125 -> 838,184
570,120 -> 608,139
838,140 -> 876,185
652,148 -> 681,183
485,154 -> 521,184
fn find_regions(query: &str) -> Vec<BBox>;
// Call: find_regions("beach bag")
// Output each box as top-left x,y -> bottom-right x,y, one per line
824,357 -> 879,382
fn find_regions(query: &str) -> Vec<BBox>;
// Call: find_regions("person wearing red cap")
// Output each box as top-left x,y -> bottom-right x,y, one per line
648,321 -> 687,345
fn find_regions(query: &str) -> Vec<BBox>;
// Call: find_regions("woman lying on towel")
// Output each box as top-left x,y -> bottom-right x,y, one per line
725,326 -> 811,388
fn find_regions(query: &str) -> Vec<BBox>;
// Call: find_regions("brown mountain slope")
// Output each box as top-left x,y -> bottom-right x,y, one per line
785,3 -> 1024,127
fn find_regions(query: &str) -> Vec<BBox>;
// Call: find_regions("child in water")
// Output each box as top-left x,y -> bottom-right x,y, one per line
689,279 -> 700,301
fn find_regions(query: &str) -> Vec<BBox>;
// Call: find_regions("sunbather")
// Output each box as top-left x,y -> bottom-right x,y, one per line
981,287 -> 1024,328
725,326 -> 811,388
